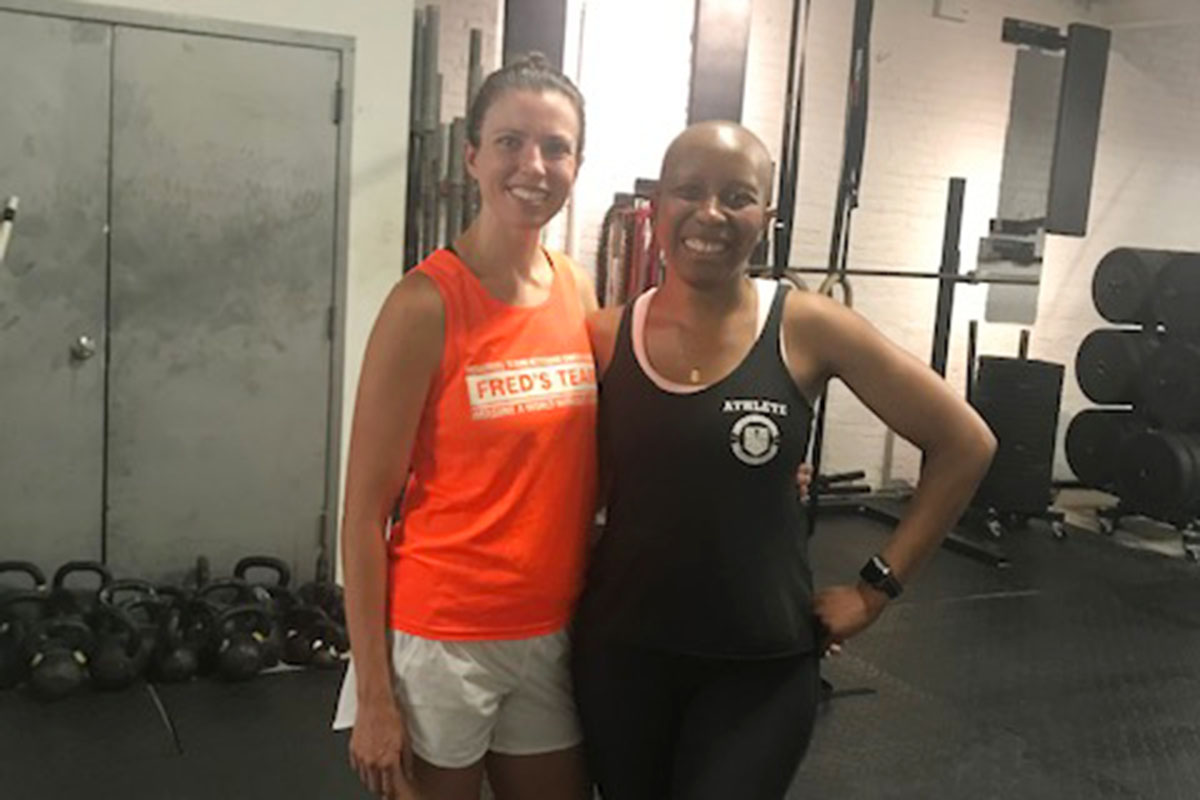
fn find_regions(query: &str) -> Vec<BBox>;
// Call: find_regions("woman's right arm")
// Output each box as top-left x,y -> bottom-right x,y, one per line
343,272 -> 444,796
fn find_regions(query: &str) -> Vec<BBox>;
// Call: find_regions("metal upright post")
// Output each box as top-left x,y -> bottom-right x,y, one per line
446,118 -> 466,245
930,177 -> 966,377
405,9 -> 427,269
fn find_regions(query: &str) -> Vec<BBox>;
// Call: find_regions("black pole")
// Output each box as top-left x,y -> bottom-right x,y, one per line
808,0 -> 874,539
930,177 -> 966,377
750,265 -> 1039,285
773,0 -> 808,278
825,0 -> 874,276
966,319 -> 978,405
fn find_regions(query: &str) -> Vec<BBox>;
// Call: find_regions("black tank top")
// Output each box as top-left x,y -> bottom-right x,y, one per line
578,280 -> 816,657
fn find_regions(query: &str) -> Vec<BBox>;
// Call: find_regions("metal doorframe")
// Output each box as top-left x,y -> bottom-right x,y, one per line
0,0 -> 355,577
0,0 -> 354,51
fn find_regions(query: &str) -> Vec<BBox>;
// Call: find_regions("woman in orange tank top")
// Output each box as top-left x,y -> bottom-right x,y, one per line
338,55 -> 598,800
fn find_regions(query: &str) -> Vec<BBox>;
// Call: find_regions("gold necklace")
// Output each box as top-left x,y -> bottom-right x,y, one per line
676,326 -> 704,384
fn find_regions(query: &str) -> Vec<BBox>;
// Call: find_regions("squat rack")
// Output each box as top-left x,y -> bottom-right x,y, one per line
767,0 -> 1017,567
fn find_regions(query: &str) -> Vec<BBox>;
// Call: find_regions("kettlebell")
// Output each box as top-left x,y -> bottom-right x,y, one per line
0,561 -> 47,598
185,595 -> 222,676
87,604 -> 144,691
100,581 -> 159,673
233,556 -> 292,598
49,561 -> 112,618
233,556 -> 294,668
154,584 -> 189,604
282,605 -> 333,667
198,579 -> 271,670
0,592 -> 48,689
28,616 -> 93,701
307,611 -> 347,670
197,578 -> 258,611
117,598 -> 162,676
151,601 -> 199,683
297,576 -> 346,626
98,578 -> 158,609
297,574 -> 347,659
213,605 -> 272,682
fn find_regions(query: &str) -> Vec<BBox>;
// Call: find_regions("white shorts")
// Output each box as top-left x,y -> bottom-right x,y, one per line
333,628 -> 582,769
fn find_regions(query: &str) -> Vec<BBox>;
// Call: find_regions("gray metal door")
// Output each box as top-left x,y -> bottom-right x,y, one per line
0,12 -> 110,566
106,28 -> 340,578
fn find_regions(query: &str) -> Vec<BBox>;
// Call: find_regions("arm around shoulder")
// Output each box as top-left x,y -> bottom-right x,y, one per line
586,305 -> 623,377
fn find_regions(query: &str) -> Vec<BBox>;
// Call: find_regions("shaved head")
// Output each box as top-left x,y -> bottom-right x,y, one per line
660,121 -> 774,199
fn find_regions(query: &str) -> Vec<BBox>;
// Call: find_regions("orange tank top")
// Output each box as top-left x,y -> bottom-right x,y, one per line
388,248 -> 598,639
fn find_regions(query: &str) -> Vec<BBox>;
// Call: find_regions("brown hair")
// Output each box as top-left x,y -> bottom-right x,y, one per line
466,52 -> 586,158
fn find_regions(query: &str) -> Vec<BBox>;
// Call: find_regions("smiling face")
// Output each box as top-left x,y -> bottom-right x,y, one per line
654,122 -> 773,287
465,88 -> 582,232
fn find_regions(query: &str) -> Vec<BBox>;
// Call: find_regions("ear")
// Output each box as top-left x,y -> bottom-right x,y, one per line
761,205 -> 777,235
464,141 -> 480,181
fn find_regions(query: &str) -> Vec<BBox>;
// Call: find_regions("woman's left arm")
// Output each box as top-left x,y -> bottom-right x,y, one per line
789,292 -> 997,642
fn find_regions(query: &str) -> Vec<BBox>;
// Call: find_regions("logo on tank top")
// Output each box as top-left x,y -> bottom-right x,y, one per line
723,399 -> 787,466
466,353 -> 597,420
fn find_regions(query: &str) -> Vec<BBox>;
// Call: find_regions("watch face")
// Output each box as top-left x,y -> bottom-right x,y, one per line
861,557 -> 887,582
860,556 -> 901,598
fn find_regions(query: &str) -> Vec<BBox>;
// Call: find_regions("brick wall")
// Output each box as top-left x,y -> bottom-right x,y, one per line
420,0 -> 502,124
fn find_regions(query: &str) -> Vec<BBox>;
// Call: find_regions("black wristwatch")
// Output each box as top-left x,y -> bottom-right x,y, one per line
859,554 -> 903,599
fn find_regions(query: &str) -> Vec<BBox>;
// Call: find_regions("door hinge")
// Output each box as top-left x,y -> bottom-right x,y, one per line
333,84 -> 345,125
327,305 -> 336,340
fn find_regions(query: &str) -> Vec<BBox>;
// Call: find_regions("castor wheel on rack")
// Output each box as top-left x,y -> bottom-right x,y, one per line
1098,517 -> 1116,536
1183,526 -> 1200,563
1051,520 -> 1067,540
986,517 -> 1004,539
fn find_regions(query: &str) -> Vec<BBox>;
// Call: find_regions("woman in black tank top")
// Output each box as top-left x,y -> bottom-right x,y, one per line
573,121 -> 997,800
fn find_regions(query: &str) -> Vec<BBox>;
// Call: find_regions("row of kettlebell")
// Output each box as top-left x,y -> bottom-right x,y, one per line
0,556 -> 348,701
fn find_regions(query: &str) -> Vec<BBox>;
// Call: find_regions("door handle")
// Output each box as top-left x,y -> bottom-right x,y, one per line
0,196 -> 17,266
70,334 -> 97,361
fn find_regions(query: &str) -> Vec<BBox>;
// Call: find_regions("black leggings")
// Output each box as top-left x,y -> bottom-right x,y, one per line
572,634 -> 820,800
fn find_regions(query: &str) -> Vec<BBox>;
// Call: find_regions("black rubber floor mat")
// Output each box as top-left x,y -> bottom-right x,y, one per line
0,681 -> 179,799
151,667 -> 370,799
803,514 -> 1200,799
